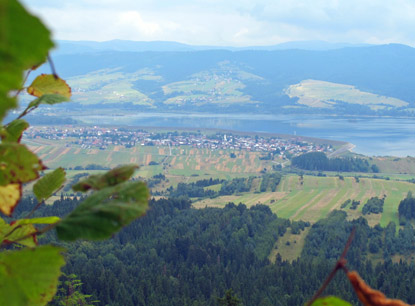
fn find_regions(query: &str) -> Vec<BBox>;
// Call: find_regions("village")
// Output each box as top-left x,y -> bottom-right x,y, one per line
25,126 -> 335,158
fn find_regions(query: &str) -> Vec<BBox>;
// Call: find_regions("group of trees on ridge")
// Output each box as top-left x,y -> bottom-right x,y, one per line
291,151 -> 379,173
167,173 -> 282,199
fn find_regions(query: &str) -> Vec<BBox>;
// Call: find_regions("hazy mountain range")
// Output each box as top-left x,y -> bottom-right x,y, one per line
55,40 -> 372,54
34,40 -> 415,116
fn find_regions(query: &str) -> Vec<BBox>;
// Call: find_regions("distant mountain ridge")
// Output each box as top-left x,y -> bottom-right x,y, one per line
40,42 -> 415,116
55,39 -> 373,54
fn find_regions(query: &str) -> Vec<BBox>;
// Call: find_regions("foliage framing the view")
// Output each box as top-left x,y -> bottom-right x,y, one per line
0,1 -> 149,305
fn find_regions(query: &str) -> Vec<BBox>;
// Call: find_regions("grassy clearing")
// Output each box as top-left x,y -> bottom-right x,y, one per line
68,69 -> 157,105
286,79 -> 408,110
269,228 -> 310,263
162,71 -> 253,105
373,156 -> 415,174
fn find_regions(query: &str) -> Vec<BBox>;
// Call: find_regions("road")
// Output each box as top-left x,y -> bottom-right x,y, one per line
327,143 -> 356,157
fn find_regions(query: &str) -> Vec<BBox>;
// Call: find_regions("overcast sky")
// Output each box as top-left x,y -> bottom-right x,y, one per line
22,0 -> 415,47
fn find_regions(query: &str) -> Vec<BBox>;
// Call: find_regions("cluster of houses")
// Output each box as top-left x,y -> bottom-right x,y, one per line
25,126 -> 334,158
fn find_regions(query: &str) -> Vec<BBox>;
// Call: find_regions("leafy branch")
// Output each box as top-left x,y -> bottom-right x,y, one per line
0,1 -> 149,305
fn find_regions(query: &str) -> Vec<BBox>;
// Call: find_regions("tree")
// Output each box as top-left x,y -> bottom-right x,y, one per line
0,1 -> 149,304
217,289 -> 242,306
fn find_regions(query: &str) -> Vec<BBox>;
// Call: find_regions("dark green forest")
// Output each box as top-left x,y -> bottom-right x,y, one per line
13,195 -> 415,305
291,152 -> 377,172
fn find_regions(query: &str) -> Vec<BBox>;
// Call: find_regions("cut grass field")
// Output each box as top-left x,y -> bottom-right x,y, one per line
193,174 -> 415,227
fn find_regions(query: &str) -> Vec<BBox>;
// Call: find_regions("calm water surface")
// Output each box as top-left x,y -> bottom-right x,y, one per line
76,113 -> 415,157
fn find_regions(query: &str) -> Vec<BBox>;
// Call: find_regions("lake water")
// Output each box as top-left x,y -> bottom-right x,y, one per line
75,113 -> 415,157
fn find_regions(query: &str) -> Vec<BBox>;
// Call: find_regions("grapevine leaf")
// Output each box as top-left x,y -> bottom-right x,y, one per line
27,74 -> 71,98
1,119 -> 29,142
33,167 -> 66,202
0,0 -> 54,121
72,164 -> 139,192
0,143 -> 46,186
0,245 -> 65,306
0,184 -> 22,216
28,94 -> 70,108
311,296 -> 351,306
57,181 -> 149,241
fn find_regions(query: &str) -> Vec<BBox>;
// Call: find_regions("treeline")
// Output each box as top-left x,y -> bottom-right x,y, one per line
398,192 -> 415,225
260,173 -> 282,192
291,152 -> 378,172
71,164 -> 111,170
167,177 -> 254,198
303,210 -> 415,261
167,178 -> 225,198
168,174 -> 282,199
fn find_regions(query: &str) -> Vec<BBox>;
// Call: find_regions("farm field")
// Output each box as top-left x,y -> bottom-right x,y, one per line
193,174 -> 415,226
24,138 -> 275,189
25,139 -> 273,176
286,79 -> 408,110
24,137 -> 415,228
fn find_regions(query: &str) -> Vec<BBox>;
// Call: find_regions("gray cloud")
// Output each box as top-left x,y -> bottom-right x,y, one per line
22,0 -> 415,46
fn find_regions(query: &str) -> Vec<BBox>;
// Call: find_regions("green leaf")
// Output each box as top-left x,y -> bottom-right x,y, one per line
1,119 -> 29,142
0,245 -> 65,306
311,296 -> 352,306
0,143 -> 46,186
57,181 -> 149,241
33,168 -> 66,202
0,217 -> 59,247
15,216 -> 60,225
0,183 -> 21,216
28,94 -> 70,108
73,164 -> 139,192
0,0 -> 54,121
4,224 -> 37,247
0,218 -> 37,247
27,74 -> 71,98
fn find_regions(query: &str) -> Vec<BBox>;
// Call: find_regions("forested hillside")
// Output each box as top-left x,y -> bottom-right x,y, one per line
15,196 -> 415,305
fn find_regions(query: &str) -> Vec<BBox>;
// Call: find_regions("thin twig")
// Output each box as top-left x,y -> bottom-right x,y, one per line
0,222 -> 59,249
306,227 -> 356,306
3,225 -> 23,239
13,69 -> 32,98
24,200 -> 44,219
48,55 -> 59,79
15,105 -> 37,121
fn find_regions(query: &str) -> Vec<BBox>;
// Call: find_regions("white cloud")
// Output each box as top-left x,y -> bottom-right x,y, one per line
22,0 -> 415,46
115,11 -> 160,37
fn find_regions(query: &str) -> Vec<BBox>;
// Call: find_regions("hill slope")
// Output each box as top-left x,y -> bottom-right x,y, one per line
36,43 -> 415,116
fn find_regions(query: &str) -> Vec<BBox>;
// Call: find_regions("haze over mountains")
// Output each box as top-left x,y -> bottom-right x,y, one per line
55,40 -> 372,54
40,40 -> 415,116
